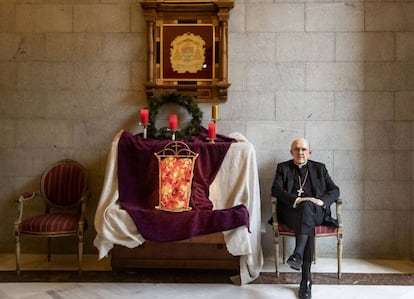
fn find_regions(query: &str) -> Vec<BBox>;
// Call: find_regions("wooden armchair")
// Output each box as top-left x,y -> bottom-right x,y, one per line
271,196 -> 343,279
14,159 -> 90,275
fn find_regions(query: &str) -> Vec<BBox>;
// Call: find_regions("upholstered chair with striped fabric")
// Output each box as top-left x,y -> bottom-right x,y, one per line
14,159 -> 90,275
271,196 -> 343,279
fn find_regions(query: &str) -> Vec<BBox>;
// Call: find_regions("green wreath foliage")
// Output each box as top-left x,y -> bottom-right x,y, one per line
147,93 -> 203,139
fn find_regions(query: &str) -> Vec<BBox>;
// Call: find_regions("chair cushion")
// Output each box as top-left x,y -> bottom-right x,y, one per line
278,223 -> 338,235
315,225 -> 338,235
278,223 -> 295,234
18,213 -> 79,235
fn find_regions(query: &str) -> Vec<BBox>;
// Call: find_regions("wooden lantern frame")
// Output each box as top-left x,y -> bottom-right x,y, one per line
141,0 -> 234,103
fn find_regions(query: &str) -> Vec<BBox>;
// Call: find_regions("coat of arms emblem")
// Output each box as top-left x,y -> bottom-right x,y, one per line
170,32 -> 206,74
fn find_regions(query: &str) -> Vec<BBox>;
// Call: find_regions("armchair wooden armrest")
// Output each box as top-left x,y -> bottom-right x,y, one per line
336,198 -> 343,228
15,192 -> 40,226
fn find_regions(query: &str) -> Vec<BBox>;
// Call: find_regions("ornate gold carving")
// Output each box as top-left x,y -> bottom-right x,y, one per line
141,0 -> 234,102
170,33 -> 206,74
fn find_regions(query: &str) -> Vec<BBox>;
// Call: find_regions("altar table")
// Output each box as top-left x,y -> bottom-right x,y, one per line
94,130 -> 263,284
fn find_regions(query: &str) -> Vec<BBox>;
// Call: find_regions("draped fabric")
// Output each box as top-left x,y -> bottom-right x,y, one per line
117,127 -> 250,242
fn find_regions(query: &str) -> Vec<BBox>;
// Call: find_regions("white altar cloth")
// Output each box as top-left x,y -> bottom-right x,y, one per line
93,130 -> 263,284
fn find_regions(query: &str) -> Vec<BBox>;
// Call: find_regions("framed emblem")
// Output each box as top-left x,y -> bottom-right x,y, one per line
141,1 -> 234,103
161,24 -> 214,81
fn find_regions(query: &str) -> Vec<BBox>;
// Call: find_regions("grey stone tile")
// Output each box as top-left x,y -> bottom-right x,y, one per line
306,2 -> 364,32
396,32 -> 414,62
306,62 -> 364,91
307,121 -> 364,151
73,5 -> 130,33
395,92 -> 414,121
276,32 -> 334,62
333,150 -> 364,180
366,3 -> 414,32
276,91 -> 334,121
247,3 -> 304,32
16,5 -> 72,32
364,180 -> 410,210
336,32 -> 394,62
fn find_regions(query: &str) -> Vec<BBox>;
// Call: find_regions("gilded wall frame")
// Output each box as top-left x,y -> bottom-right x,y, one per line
141,0 -> 234,103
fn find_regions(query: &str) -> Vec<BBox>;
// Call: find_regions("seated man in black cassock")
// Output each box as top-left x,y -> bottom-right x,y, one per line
271,138 -> 339,299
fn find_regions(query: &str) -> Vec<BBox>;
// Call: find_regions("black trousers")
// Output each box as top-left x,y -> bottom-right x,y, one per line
294,201 -> 325,236
280,201 -> 325,263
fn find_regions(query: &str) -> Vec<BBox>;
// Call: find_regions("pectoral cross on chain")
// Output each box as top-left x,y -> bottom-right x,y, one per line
297,170 -> 309,197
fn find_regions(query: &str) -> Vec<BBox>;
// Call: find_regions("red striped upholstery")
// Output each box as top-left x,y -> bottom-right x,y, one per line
278,223 -> 338,235
41,162 -> 87,206
315,225 -> 338,235
18,213 -> 78,234
15,159 -> 89,275
278,224 -> 295,235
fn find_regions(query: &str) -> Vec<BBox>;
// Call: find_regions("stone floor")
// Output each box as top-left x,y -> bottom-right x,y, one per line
0,254 -> 413,298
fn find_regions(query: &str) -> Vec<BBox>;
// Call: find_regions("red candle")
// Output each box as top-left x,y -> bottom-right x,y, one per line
208,122 -> 216,139
140,109 -> 149,124
169,114 -> 178,131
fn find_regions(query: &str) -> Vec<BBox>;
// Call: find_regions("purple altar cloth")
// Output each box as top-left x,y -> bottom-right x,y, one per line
117,128 -> 250,242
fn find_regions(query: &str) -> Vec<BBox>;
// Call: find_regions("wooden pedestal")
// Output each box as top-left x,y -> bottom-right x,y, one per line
111,232 -> 239,270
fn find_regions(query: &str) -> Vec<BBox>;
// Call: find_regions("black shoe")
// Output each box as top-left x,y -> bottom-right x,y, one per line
298,279 -> 312,299
287,253 -> 302,270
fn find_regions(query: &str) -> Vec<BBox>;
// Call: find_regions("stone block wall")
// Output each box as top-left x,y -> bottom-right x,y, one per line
0,0 -> 413,260
225,0 -> 414,259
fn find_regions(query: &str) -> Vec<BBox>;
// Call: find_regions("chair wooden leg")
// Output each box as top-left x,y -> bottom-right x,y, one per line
78,235 -> 83,276
274,232 -> 280,277
282,237 -> 286,263
338,236 -> 343,279
15,233 -> 20,276
47,238 -> 51,262
313,238 -> 317,264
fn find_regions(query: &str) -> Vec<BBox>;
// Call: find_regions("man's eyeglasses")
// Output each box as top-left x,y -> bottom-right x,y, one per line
292,148 -> 309,153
